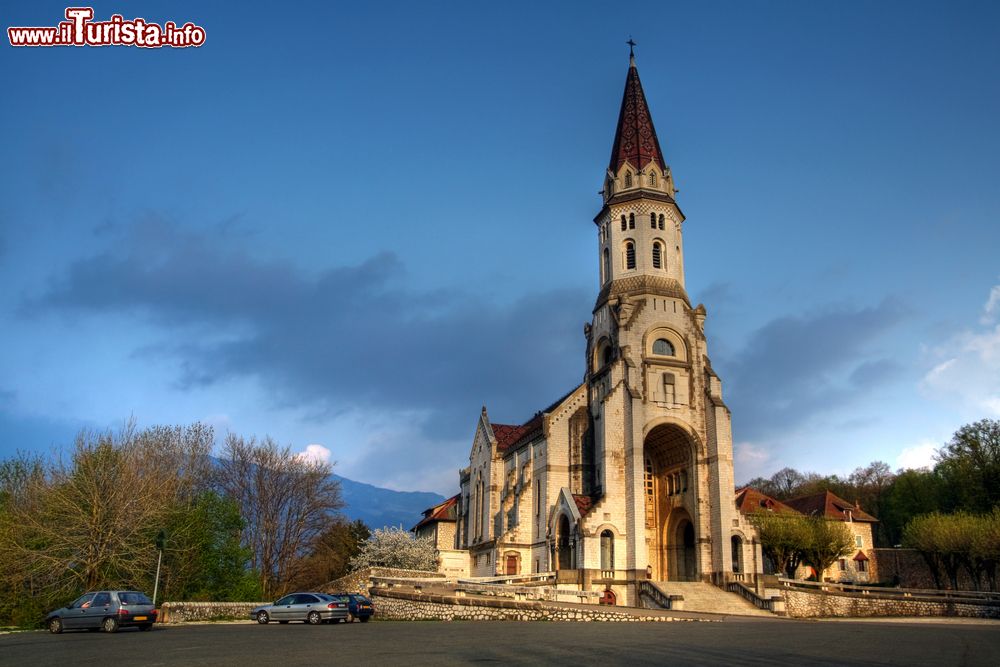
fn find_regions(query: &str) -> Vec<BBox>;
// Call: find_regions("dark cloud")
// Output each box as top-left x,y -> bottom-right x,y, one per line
720,299 -> 909,440
24,216 -> 590,484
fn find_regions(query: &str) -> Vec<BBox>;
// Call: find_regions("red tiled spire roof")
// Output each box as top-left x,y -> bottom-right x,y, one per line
608,52 -> 666,174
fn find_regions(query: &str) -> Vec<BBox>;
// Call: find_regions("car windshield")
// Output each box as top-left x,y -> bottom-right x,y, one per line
118,592 -> 152,605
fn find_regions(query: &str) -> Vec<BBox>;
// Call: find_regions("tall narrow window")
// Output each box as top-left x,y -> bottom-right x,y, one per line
601,530 -> 615,572
620,215 -> 627,231
649,171 -> 657,187
652,242 -> 662,269
650,212 -> 657,228
628,213 -> 635,229
624,171 -> 632,188
658,214 -> 665,230
625,241 -> 636,270
602,248 -> 610,283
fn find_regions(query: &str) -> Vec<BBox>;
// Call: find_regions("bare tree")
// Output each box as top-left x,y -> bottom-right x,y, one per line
214,434 -> 343,598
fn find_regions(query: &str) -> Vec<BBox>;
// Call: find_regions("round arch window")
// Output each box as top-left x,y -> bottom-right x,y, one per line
652,338 -> 675,356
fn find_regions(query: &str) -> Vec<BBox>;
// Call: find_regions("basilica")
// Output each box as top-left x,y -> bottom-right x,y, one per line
414,50 -> 764,606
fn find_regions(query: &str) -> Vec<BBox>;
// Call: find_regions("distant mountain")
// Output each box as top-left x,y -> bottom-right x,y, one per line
334,474 -> 446,530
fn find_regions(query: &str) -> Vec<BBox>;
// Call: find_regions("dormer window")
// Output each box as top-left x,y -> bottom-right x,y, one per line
624,171 -> 632,188
652,338 -> 675,356
649,171 -> 657,187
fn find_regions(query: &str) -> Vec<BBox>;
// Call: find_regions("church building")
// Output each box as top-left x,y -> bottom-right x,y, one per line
418,49 -> 762,606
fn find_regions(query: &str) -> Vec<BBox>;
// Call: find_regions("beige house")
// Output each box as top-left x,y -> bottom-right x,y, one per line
416,50 -> 757,606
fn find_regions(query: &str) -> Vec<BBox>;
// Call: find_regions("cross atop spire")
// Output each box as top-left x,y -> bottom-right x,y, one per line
607,48 -> 666,174
627,37 -> 637,67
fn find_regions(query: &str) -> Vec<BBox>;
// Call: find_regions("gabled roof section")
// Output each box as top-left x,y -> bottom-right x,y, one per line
572,494 -> 594,517
608,54 -> 667,174
412,494 -> 459,532
783,490 -> 879,523
735,487 -> 801,516
485,385 -> 582,455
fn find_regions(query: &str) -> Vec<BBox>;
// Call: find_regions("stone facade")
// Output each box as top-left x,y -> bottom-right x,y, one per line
430,53 -> 753,607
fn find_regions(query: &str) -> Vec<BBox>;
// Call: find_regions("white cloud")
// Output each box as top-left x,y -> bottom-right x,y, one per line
294,443 -> 332,465
734,441 -> 772,481
980,283 -> 1000,325
895,440 -> 938,471
921,284 -> 1000,417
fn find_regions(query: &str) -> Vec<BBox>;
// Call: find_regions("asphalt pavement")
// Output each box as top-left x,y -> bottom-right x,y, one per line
1,617 -> 998,666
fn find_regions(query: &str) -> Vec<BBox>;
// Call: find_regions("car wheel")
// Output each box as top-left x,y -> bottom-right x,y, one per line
256,611 -> 269,625
102,616 -> 119,633
139,624 -> 152,631
48,617 -> 63,634
307,611 -> 322,625
359,616 -> 370,623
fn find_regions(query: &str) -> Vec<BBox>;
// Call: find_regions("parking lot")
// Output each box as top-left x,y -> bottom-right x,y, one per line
2,617 -> 999,666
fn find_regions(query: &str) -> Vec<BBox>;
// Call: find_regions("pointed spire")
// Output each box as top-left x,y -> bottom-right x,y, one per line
608,44 -> 666,175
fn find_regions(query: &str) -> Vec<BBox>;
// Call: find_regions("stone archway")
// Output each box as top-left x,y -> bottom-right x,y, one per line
643,423 -> 695,580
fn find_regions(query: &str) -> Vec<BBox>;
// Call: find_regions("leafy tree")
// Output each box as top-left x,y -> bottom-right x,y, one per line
799,516 -> 854,581
936,418 -> 1000,513
288,519 -> 371,591
748,511 -> 809,577
349,526 -> 438,572
159,491 -> 262,602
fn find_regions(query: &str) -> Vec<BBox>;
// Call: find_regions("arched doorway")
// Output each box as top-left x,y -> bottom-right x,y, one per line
644,423 -> 695,580
556,514 -> 573,570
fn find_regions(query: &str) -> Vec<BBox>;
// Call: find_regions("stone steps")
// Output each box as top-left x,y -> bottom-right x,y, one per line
651,581 -> 773,616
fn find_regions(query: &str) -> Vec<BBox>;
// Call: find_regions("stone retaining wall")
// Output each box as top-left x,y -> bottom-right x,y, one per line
371,588 -> 701,623
782,588 -> 1000,619
159,601 -> 268,624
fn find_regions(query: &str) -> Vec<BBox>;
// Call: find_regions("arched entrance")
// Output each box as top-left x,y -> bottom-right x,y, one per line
731,535 -> 743,574
644,423 -> 696,580
556,514 -> 573,570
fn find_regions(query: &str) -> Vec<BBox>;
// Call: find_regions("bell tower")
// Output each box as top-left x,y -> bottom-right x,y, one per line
585,46 -> 739,585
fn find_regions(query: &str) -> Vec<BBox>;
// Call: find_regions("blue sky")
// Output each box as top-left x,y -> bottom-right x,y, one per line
2,1 -> 998,494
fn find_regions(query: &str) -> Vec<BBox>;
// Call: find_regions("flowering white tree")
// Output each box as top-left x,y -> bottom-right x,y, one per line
349,526 -> 438,572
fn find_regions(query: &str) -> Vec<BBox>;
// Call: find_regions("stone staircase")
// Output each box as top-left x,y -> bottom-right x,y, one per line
648,581 -> 773,616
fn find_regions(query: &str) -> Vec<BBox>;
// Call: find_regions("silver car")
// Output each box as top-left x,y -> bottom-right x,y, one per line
251,592 -> 349,625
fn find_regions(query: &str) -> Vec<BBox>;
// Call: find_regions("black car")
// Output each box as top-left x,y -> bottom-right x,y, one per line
46,591 -> 158,633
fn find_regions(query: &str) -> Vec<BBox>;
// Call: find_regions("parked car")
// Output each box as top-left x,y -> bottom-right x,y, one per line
46,591 -> 157,634
344,594 -> 374,622
251,592 -> 349,625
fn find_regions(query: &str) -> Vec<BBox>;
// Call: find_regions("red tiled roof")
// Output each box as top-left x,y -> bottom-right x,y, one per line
735,487 -> 801,516
412,494 -> 459,531
783,491 -> 878,523
853,550 -> 870,562
608,56 -> 667,174
487,386 -> 579,454
572,494 -> 594,516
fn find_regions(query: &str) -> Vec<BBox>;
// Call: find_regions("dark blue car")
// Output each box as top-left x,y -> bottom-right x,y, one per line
345,594 -> 373,622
